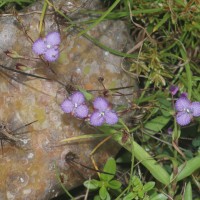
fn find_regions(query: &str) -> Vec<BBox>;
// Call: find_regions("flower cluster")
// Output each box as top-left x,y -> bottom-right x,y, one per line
32,31 -> 61,62
175,96 -> 200,126
61,92 -> 118,126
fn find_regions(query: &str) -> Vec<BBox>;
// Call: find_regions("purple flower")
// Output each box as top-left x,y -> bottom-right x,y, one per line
45,32 -> 61,47
32,38 -> 46,55
32,31 -> 61,62
180,92 -> 188,98
169,85 -> 179,96
90,97 -> 118,126
175,97 -> 200,126
44,48 -> 59,62
61,92 -> 89,119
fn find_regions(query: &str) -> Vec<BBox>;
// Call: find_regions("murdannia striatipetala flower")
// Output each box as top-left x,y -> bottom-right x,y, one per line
90,97 -> 118,126
32,31 -> 61,62
175,97 -> 200,126
61,92 -> 89,119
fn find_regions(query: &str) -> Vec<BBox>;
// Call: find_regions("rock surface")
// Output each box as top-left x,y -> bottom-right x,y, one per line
0,0 -> 136,199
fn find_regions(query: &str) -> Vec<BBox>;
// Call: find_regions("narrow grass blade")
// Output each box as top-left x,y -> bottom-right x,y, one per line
180,47 -> 192,98
153,12 -> 170,32
39,1 -> 48,35
77,0 -> 121,37
54,162 -> 75,200
61,133 -> 110,143
0,64 -> 50,80
83,33 -> 138,58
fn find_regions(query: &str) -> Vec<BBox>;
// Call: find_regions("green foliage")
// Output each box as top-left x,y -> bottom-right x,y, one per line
192,136 -> 200,148
123,176 -> 156,200
184,182 -> 192,200
176,156 -> 200,182
84,0 -> 199,88
0,0 -> 35,10
84,158 -> 121,200
115,135 -> 171,185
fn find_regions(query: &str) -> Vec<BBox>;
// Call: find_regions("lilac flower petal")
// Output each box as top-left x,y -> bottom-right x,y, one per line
176,112 -> 192,126
46,32 -> 61,46
71,92 -> 85,105
90,111 -> 105,126
190,102 -> 200,117
93,97 -> 108,111
74,105 -> 88,118
104,110 -> 118,125
44,48 -> 59,62
169,85 -> 179,96
61,99 -> 73,113
32,39 -> 46,55
175,97 -> 191,112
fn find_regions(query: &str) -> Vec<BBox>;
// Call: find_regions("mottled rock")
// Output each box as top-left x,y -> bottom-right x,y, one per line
0,0 -> 136,199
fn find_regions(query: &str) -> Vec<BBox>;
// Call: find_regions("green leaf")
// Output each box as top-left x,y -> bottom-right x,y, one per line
78,88 -> 93,101
123,192 -> 135,200
99,186 -> 108,200
132,176 -> 143,188
184,182 -> 192,200
108,180 -> 121,189
157,97 -> 173,117
143,115 -> 171,141
176,156 -> 200,181
132,184 -> 142,192
94,195 -> 101,200
100,158 -> 116,182
143,182 -> 155,192
98,125 -> 118,135
138,189 -> 144,198
150,194 -> 168,200
84,179 -> 100,190
192,136 -> 200,147
114,135 -> 170,185
144,116 -> 171,134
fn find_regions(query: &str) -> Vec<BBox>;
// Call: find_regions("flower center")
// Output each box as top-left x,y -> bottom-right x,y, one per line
46,44 -> 51,49
100,112 -> 105,117
74,103 -> 78,108
184,107 -> 192,114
